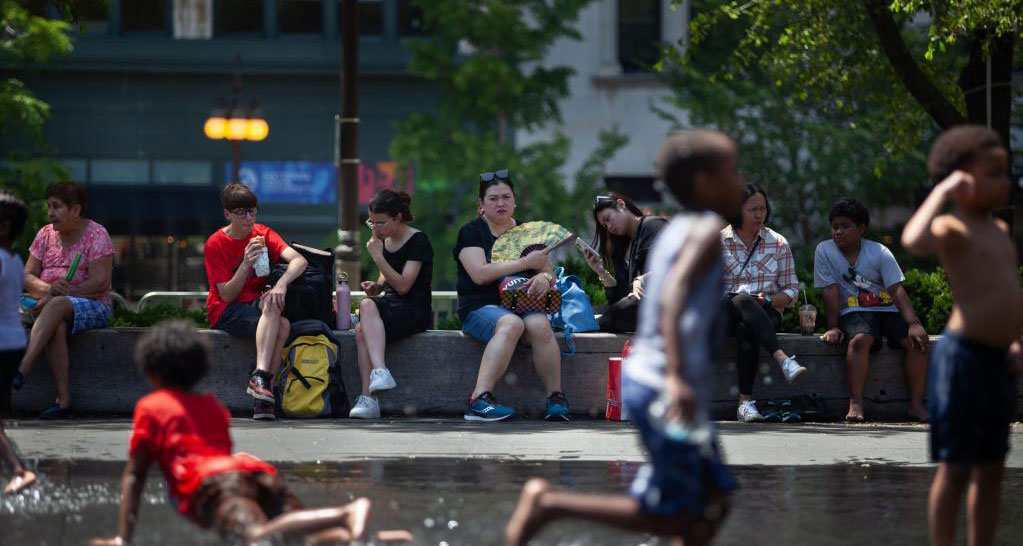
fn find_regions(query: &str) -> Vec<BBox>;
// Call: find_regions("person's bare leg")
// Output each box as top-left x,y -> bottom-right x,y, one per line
845,333 -> 874,421
929,463 -> 970,546
247,497 -> 372,543
506,478 -> 725,546
523,314 -> 561,395
18,296 -> 73,377
358,299 -> 387,369
268,316 -> 289,380
771,349 -> 790,365
354,324 -> 373,396
472,315 -> 524,399
305,528 -> 415,545
902,340 -> 929,421
0,425 -> 36,495
967,462 -> 1005,546
44,321 -> 71,408
255,302 -> 284,375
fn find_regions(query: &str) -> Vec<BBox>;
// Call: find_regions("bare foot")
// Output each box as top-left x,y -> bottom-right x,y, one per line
907,405 -> 930,423
3,470 -> 37,495
505,478 -> 551,546
844,400 -> 865,423
304,527 -> 352,545
344,497 -> 372,541
376,530 -> 415,543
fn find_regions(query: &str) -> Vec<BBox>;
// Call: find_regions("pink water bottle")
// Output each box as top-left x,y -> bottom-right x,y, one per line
336,272 -> 351,330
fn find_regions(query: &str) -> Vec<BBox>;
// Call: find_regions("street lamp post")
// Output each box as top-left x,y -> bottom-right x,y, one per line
335,0 -> 361,284
204,55 -> 269,183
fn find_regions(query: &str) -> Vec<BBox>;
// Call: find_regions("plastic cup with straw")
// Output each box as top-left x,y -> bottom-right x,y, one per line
798,283 -> 817,336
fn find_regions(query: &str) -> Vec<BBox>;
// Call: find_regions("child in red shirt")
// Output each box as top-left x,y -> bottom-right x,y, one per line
90,321 -> 411,546
204,183 -> 308,421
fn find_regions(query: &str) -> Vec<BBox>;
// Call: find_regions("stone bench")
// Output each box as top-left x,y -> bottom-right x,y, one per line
12,329 -> 1023,421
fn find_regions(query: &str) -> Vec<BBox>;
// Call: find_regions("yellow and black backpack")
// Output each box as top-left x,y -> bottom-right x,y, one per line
276,319 -> 349,418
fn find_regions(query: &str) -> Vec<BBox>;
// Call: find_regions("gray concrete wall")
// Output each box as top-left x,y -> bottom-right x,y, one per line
13,330 -> 1023,420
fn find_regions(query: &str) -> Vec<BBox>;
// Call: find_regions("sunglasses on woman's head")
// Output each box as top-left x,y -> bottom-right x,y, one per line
480,169 -> 510,182
594,195 -> 616,206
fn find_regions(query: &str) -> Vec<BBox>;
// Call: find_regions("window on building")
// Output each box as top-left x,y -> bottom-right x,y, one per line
154,161 -> 212,185
74,0 -> 109,34
124,0 -> 168,33
618,0 -> 661,73
338,0 -> 384,36
398,0 -> 426,36
61,159 -> 89,183
91,159 -> 150,185
217,0 -> 264,35
279,0 -> 323,34
604,176 -> 660,204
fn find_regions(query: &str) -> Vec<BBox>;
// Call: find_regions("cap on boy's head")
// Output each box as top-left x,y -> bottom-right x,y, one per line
927,125 -> 1004,181
135,320 -> 210,391
656,129 -> 735,207
0,190 -> 29,241
829,196 -> 870,228
220,182 -> 258,210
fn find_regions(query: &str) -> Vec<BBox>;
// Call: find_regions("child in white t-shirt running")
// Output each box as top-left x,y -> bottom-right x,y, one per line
0,190 -> 36,494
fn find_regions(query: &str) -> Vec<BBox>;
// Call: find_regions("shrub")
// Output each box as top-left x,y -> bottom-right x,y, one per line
110,304 -> 209,328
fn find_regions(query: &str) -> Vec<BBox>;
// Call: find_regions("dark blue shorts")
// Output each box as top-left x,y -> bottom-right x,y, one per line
215,299 -> 262,337
623,377 -> 736,517
928,333 -> 1017,463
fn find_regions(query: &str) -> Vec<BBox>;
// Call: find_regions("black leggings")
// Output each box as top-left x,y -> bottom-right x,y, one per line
723,294 -> 782,397
0,349 -> 23,418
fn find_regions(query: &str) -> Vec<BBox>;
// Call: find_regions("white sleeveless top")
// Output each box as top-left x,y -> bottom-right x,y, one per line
0,248 -> 27,351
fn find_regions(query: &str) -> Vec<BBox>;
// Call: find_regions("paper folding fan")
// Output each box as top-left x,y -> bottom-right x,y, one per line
490,221 -> 577,263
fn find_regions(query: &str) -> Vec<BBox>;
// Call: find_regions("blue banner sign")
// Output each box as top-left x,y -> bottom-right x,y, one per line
228,161 -> 414,204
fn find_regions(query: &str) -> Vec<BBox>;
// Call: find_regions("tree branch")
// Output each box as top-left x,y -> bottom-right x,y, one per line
862,0 -> 965,128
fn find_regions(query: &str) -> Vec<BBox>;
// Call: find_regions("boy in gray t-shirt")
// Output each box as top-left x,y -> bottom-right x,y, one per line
813,197 -> 929,422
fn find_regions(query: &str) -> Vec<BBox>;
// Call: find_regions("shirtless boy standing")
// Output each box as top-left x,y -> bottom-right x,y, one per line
901,125 -> 1022,546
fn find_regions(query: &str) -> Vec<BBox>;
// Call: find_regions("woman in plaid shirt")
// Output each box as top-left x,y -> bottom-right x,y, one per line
721,183 -> 807,422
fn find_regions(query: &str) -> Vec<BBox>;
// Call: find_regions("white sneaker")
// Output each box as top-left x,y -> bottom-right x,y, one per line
737,400 -> 765,422
781,356 -> 807,384
349,395 -> 380,419
368,368 -> 397,394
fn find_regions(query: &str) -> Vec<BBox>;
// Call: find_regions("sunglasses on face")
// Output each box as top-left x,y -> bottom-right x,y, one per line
230,208 -> 258,218
480,169 -> 510,182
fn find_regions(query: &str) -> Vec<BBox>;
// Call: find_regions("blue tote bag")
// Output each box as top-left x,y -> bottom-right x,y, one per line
549,267 -> 600,357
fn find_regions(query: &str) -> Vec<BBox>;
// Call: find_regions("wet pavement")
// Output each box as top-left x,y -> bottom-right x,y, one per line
2,458 -> 1022,546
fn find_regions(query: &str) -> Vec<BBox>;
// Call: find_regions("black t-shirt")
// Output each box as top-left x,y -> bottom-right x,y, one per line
453,217 -> 533,321
381,231 -> 433,307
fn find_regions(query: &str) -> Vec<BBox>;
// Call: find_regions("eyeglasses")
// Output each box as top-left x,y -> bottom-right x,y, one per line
365,218 -> 392,229
480,169 -> 510,183
229,208 -> 257,218
594,195 -> 616,206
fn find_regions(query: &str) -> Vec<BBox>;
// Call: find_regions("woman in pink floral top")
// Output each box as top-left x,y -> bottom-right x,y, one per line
14,182 -> 114,419
721,183 -> 807,423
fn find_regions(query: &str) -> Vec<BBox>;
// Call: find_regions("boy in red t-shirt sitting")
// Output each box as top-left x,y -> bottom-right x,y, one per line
204,183 -> 307,421
90,321 -> 411,546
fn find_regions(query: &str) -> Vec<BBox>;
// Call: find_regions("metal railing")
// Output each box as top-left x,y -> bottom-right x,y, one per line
136,290 -> 460,326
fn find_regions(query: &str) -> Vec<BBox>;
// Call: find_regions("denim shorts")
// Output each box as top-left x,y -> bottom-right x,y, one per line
928,333 -> 1017,463
67,297 -> 111,334
623,377 -> 737,516
461,305 -> 547,343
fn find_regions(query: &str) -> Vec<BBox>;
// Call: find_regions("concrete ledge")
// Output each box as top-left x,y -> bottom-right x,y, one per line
13,329 -> 1023,420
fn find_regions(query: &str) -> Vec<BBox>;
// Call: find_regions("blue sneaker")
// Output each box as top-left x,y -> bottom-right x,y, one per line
544,391 -> 570,421
464,392 -> 516,422
39,403 -> 73,420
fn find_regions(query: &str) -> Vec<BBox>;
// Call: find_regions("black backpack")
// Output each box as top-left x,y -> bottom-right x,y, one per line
269,243 -> 335,325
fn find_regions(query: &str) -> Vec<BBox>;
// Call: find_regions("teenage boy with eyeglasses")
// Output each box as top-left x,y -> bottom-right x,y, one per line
203,183 -> 307,421
813,196 -> 929,423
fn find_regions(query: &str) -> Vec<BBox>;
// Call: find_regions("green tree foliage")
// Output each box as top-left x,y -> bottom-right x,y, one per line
1,0 -> 74,254
675,0 -> 1020,157
390,0 -> 627,288
657,1 -> 930,269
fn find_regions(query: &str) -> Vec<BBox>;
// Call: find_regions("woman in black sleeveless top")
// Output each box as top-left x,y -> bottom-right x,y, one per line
350,190 -> 433,419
